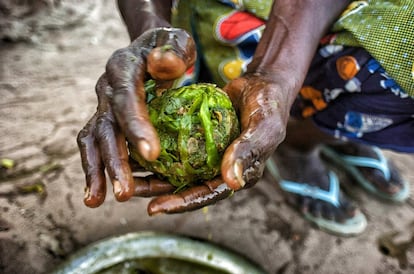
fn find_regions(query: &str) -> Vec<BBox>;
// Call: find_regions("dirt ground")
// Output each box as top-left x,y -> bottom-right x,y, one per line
1,1 -> 414,273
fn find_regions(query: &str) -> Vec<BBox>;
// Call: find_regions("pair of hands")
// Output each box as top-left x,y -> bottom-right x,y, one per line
77,28 -> 291,215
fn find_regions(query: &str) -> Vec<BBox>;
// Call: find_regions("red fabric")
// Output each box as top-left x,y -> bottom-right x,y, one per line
219,11 -> 264,41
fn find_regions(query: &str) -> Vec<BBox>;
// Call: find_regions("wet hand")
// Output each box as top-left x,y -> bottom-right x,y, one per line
221,73 -> 292,190
77,28 -> 196,207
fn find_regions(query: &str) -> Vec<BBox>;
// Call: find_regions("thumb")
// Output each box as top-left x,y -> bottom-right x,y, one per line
147,46 -> 190,80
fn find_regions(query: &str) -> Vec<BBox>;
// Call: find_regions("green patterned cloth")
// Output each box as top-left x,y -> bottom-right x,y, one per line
332,0 -> 414,96
223,0 -> 272,19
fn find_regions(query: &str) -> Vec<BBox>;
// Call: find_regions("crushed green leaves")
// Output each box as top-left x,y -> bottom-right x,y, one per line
130,82 -> 239,188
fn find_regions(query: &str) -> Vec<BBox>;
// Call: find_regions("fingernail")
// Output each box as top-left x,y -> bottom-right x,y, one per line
138,140 -> 151,160
113,180 -> 133,202
234,159 -> 246,188
147,201 -> 163,216
84,187 -> 91,200
148,207 -> 162,216
84,187 -> 97,207
113,180 -> 122,196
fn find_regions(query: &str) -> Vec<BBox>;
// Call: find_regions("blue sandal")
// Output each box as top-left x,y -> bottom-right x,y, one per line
266,158 -> 367,236
320,145 -> 410,202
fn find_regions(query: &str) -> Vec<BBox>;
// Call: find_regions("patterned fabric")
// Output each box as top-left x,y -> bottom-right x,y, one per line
331,0 -> 414,96
217,0 -> 272,20
172,0 -> 265,87
171,0 -> 414,152
291,45 -> 414,152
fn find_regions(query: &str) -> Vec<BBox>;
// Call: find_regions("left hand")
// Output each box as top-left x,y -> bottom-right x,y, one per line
77,28 -> 197,207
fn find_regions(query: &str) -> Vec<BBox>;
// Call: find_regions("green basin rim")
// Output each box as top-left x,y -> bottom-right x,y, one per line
52,231 -> 267,274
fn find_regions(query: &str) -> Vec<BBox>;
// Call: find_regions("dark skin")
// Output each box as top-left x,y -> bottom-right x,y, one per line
77,0 -> 352,215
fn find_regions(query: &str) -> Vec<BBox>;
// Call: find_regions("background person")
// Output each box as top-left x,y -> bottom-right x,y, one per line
77,0 -> 413,236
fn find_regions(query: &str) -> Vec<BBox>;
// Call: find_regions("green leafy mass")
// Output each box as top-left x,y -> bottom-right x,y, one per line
129,81 -> 240,189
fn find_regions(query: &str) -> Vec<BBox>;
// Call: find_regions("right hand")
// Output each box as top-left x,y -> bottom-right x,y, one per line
77,27 -> 196,207
220,73 -> 292,191
141,73 -> 294,215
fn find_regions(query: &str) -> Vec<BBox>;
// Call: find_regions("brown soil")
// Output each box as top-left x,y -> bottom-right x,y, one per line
1,1 -> 413,273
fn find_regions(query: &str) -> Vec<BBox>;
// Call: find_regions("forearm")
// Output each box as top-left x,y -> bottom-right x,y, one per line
247,0 -> 351,104
117,0 -> 172,41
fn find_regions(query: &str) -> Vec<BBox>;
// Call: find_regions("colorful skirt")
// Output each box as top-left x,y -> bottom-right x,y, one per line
172,0 -> 414,152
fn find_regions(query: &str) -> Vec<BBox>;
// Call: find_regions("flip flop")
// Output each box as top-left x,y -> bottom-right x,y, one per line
266,158 -> 367,236
320,145 -> 410,202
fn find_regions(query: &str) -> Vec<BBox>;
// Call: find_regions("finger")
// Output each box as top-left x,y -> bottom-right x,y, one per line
150,28 -> 197,67
77,115 -> 106,207
95,77 -> 135,202
133,176 -> 175,197
95,114 -> 134,202
222,80 -> 287,190
128,155 -> 175,197
221,129 -> 267,191
147,48 -> 187,80
146,29 -> 196,80
106,46 -> 160,162
147,178 -> 233,216
222,117 -> 284,190
105,29 -> 196,162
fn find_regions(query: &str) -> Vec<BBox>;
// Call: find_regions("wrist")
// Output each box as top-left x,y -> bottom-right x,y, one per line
247,0 -> 351,84
118,0 -> 172,41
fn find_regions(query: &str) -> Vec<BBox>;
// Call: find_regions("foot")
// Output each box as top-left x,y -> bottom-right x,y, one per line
320,142 -> 409,202
266,145 -> 366,236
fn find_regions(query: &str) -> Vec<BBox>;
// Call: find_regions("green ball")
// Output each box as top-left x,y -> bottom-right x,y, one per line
130,82 -> 240,189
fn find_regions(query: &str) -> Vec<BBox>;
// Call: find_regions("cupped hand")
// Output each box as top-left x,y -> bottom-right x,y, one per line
221,74 -> 292,190
77,27 -> 196,207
